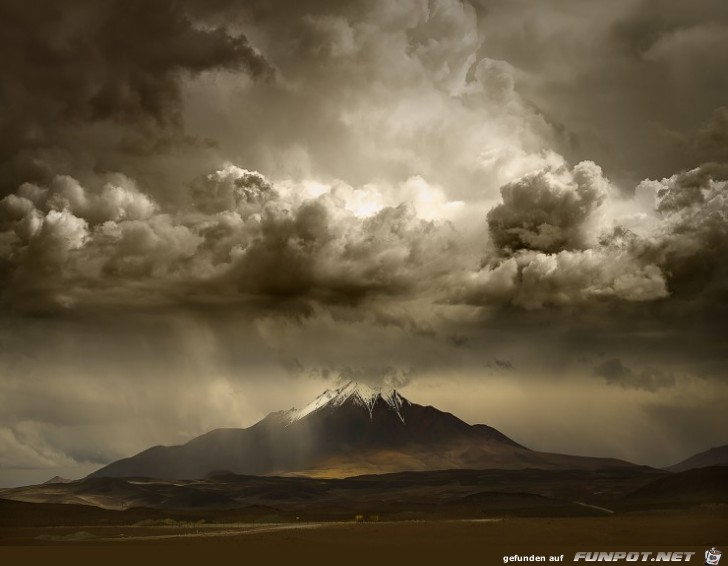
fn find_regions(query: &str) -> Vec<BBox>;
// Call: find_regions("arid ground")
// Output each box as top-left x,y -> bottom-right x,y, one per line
1,512 -> 726,565
2,467 -> 725,563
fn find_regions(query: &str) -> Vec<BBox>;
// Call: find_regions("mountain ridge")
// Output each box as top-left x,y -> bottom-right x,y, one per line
665,445 -> 728,472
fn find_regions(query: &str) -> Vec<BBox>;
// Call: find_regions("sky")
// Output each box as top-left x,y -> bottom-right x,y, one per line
0,0 -> 727,487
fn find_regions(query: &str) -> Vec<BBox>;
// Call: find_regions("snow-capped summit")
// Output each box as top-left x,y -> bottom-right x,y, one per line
283,381 -> 409,424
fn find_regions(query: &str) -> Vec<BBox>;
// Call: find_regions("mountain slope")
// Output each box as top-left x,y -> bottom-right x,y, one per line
89,382 -> 634,479
626,466 -> 728,504
665,445 -> 728,472
43,476 -> 72,484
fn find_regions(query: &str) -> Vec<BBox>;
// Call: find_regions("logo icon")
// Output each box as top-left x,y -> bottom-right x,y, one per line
706,548 -> 722,566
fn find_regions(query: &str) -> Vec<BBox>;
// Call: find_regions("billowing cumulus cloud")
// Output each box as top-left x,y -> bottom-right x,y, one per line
0,174 -> 170,309
7,152 -> 724,328
0,166 -> 468,312
0,154 -> 724,320
461,248 -> 668,310
637,162 -> 728,317
459,160 -> 669,309
191,166 -> 276,215
487,161 -> 609,254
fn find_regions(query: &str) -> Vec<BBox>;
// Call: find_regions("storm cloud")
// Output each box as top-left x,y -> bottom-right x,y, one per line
0,0 -> 271,196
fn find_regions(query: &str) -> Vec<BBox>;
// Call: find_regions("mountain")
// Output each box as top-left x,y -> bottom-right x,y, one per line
665,445 -> 728,472
89,382 -> 635,480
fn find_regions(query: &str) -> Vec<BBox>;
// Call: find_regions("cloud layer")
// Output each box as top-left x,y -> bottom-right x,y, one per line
5,157 -> 719,315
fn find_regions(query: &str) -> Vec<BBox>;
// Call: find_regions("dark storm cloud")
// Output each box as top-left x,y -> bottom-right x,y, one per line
665,107 -> 728,164
692,107 -> 728,157
471,0 -> 728,184
0,0 -> 271,193
229,198 -> 459,304
594,358 -> 675,392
